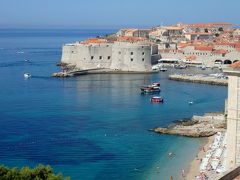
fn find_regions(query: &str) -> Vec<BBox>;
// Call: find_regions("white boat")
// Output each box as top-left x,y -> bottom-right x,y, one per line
188,101 -> 194,105
159,67 -> 167,71
24,73 -> 31,78
201,66 -> 206,70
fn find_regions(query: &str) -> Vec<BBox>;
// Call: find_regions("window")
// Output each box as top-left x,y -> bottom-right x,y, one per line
119,51 -> 121,54
91,56 -> 94,60
99,56 -> 102,60
131,52 -> 133,55
108,56 -> 111,60
142,52 -> 145,55
131,58 -> 133,61
142,58 -> 144,61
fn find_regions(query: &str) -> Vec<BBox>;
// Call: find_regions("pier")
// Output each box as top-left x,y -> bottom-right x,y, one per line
169,74 -> 228,86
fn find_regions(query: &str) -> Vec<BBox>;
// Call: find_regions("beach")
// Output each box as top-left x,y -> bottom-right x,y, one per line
185,131 -> 227,180
185,136 -> 214,180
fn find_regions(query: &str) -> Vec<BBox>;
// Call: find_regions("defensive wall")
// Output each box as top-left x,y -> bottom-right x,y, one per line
61,41 -> 157,72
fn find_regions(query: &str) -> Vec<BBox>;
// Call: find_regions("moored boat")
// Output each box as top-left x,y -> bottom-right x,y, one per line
140,82 -> 161,93
24,73 -> 31,78
150,96 -> 164,103
159,67 -> 167,71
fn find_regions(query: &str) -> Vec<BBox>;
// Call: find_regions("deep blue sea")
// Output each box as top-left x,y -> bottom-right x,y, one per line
0,29 -> 227,180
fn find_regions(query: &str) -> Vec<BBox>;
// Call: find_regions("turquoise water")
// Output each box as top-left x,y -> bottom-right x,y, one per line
0,29 -> 227,180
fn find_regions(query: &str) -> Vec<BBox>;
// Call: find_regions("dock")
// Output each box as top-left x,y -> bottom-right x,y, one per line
169,74 -> 228,86
52,68 -> 157,77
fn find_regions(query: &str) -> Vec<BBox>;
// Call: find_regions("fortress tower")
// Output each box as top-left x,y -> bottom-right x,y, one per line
224,61 -> 240,170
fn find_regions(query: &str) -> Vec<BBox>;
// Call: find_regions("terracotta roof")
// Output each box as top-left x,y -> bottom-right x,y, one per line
209,22 -> 232,25
195,46 -> 214,51
139,29 -> 152,31
212,49 -> 228,54
120,28 -> 138,32
164,26 -> 183,30
186,33 -> 212,35
80,38 -> 108,44
117,36 -> 145,42
193,24 -> 211,28
229,61 -> 240,68
149,31 -> 159,35
184,24 -> 213,28
186,56 -> 197,60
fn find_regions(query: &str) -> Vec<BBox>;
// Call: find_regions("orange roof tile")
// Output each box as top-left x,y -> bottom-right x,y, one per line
229,61 -> 240,68
80,38 -> 108,44
165,26 -> 183,30
117,36 -> 145,42
186,56 -> 197,60
186,32 -> 212,35
208,22 -> 232,25
149,31 -> 158,35
212,49 -> 228,54
195,46 -> 214,51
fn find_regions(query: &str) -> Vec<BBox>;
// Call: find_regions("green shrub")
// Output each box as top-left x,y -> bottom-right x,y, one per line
0,165 -> 70,180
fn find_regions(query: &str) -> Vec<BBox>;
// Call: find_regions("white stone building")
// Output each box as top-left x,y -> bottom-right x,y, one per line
60,37 -> 158,72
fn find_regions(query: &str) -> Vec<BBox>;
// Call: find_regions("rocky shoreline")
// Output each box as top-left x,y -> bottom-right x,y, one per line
149,113 -> 226,137
169,74 -> 228,86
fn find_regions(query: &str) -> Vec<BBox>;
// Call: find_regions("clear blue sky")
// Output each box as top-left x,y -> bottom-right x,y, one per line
0,0 -> 239,29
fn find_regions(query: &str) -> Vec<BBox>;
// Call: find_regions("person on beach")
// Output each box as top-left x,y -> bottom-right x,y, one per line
196,154 -> 199,160
181,169 -> 185,177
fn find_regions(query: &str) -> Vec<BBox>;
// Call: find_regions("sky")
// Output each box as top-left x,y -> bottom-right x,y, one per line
0,0 -> 239,29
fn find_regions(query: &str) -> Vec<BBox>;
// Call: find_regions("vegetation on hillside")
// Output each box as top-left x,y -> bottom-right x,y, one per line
0,164 -> 70,180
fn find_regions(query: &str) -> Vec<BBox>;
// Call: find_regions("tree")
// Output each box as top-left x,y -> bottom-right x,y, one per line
0,165 -> 70,180
215,33 -> 220,37
218,27 -> 223,31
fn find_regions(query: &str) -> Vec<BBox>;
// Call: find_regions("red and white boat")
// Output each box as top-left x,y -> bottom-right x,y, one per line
141,82 -> 161,93
150,96 -> 164,103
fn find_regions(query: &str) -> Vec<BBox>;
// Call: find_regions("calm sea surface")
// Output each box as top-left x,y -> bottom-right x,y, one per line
0,29 -> 227,180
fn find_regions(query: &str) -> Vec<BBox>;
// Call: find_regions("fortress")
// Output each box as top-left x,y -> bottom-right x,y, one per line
60,37 -> 159,72
60,22 -> 240,74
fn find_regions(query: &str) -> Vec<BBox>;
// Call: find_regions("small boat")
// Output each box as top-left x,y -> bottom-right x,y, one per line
24,59 -> 29,62
150,96 -> 164,103
174,64 -> 187,69
201,66 -> 206,70
159,67 -> 167,72
24,73 -> 31,78
188,101 -> 194,105
16,51 -> 24,54
141,82 -> 161,93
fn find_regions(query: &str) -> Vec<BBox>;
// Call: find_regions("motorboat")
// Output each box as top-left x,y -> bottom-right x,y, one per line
188,101 -> 194,105
159,67 -> 167,71
201,66 -> 206,70
141,82 -> 161,93
24,73 -> 31,78
174,64 -> 187,69
150,96 -> 164,103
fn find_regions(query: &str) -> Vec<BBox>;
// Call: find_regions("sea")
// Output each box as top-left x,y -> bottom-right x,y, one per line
0,29 -> 227,180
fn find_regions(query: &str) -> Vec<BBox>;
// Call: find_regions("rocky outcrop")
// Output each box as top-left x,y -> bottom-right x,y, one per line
51,72 -> 74,77
150,113 -> 226,138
